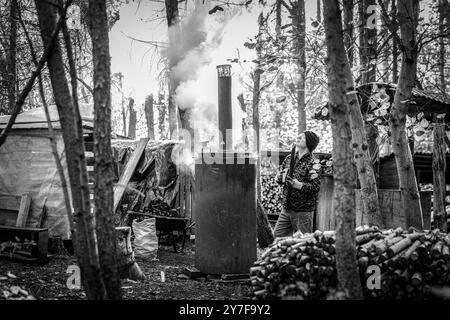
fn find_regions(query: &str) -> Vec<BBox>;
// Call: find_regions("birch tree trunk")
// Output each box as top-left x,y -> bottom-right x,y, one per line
145,94 -> 155,139
388,0 -> 423,229
89,0 -> 122,300
323,0 -> 363,299
34,0 -> 106,299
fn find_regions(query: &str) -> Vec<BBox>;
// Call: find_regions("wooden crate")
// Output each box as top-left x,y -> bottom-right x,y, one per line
0,225 -> 49,263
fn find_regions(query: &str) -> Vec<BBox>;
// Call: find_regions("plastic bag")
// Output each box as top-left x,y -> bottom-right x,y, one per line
132,218 -> 158,260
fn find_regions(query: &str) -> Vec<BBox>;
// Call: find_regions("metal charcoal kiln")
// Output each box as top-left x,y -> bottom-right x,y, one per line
194,65 -> 257,274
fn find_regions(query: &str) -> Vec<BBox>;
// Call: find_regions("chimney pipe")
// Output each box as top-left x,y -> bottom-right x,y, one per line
217,64 -> 232,150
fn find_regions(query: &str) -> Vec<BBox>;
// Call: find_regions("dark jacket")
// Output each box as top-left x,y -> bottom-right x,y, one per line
276,152 -> 320,212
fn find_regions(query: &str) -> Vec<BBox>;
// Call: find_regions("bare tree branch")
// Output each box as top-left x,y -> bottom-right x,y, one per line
0,0 -> 72,148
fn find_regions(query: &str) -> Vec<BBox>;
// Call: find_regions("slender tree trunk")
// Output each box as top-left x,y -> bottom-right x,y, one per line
158,92 -> 167,139
253,12 -> 273,245
275,0 -> 282,40
34,0 -> 106,299
363,0 -> 380,187
359,0 -> 381,196
433,0 -> 447,232
253,12 -> 263,200
145,94 -> 155,139
433,114 -> 447,231
323,0 -> 363,299
317,0 -> 321,23
165,0 -> 179,138
7,0 -> 18,114
380,0 -> 391,82
116,73 -> 127,137
292,1 -> 307,133
128,97 -> 137,139
391,0 -> 399,83
343,0 -> 354,66
60,3 -> 100,276
89,0 -> 122,299
388,0 -> 423,229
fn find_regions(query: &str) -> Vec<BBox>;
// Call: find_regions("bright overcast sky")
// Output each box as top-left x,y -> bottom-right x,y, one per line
108,0 -> 318,107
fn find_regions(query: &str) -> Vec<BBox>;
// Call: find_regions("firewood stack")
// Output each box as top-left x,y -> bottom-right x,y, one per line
261,175 -> 284,215
250,226 -> 450,300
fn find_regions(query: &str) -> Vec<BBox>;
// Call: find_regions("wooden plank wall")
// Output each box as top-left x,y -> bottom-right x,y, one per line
354,190 -> 431,229
315,176 -> 334,231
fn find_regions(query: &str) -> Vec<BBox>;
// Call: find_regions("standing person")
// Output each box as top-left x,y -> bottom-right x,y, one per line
274,131 -> 321,237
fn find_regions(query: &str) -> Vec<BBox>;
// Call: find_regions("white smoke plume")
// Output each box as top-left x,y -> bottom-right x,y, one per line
162,2 -> 259,149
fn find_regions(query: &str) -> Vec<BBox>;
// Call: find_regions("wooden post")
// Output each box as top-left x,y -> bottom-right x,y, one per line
432,114 -> 447,231
16,194 -> 31,227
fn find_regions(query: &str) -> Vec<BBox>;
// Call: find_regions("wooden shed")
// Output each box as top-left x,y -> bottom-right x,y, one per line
0,104 -> 94,239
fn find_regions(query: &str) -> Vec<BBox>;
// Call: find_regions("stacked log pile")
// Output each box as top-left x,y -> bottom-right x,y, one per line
250,226 -> 450,300
261,175 -> 284,215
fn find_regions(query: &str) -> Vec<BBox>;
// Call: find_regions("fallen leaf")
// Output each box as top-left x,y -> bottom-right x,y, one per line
7,272 -> 16,279
10,286 -> 20,295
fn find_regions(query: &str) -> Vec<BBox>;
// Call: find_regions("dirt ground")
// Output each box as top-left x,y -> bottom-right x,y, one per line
0,241 -> 253,300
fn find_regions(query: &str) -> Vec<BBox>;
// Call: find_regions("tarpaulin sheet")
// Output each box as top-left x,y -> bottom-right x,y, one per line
0,133 -> 71,239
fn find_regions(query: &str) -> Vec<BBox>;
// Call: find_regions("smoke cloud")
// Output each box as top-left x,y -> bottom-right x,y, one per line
162,3 -> 259,147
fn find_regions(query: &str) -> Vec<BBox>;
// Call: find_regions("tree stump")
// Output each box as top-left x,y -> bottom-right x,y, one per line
115,227 -> 146,281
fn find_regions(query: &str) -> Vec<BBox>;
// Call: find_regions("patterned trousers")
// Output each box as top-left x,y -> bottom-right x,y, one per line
273,208 -> 313,237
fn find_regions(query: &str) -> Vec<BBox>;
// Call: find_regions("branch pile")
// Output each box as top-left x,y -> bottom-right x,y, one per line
250,226 -> 450,300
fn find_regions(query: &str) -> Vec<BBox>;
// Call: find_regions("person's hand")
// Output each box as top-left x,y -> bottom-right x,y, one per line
286,176 -> 303,190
